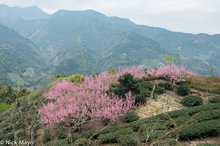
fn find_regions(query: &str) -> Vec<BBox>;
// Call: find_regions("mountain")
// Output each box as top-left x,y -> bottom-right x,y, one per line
0,5 -> 220,88
0,24 -> 48,88
23,9 -> 220,76
0,4 -> 49,20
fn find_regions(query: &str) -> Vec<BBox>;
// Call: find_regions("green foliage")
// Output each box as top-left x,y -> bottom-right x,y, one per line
108,68 -> 117,74
4,133 -> 14,141
179,119 -> 220,140
73,138 -> 89,146
117,134 -> 138,146
42,129 -> 52,143
0,102 -> 11,111
123,112 -> 139,123
55,126 -> 67,139
197,143 -> 217,146
97,132 -> 118,144
158,82 -> 173,90
164,54 -> 178,64
15,130 -> 26,140
102,118 -> 110,125
138,123 -> 167,142
187,103 -> 220,115
46,139 -> 71,146
108,73 -> 153,104
66,103 -> 220,145
192,109 -> 220,122
54,74 -> 84,83
157,138 -> 177,146
165,115 -> 191,127
18,88 -> 30,97
155,86 -> 165,94
208,96 -> 220,103
80,130 -> 96,139
97,128 -> 134,144
181,95 -> 203,107
176,84 -> 190,96
0,84 -> 18,103
94,126 -> 121,138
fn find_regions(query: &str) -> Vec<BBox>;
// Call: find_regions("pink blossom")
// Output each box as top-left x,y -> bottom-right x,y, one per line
146,64 -> 196,82
40,66 -> 142,126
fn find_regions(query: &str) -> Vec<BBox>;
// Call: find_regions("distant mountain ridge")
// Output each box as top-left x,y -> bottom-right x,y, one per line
0,4 -> 220,88
0,4 -> 49,20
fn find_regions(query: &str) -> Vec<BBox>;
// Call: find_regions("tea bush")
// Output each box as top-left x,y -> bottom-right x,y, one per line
176,84 -> 190,96
181,95 -> 203,107
123,112 -> 139,123
208,96 -> 220,103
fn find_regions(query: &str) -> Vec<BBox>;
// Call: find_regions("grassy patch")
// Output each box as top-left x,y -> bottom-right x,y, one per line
0,102 -> 11,111
188,76 -> 220,94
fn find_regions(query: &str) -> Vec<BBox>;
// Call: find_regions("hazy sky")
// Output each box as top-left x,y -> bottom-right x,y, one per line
0,0 -> 220,34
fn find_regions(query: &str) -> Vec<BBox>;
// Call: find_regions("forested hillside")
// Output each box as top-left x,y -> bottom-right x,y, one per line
0,24 -> 49,88
0,5 -> 220,88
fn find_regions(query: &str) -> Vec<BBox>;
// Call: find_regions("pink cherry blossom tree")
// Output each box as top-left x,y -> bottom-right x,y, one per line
39,66 -> 145,128
146,64 -> 196,82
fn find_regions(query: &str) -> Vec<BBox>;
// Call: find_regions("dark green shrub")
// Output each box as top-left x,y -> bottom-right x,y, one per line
55,126 -> 67,139
187,103 -> 220,115
208,97 -> 220,103
115,128 -> 134,135
102,118 -> 110,125
124,112 -> 139,123
73,138 -> 89,146
135,94 -> 147,104
165,115 -> 191,127
97,132 -> 118,144
176,84 -> 190,96
42,129 -> 51,143
68,133 -> 80,144
80,130 -> 96,139
118,134 -> 138,146
192,109 -> 220,122
181,95 -> 203,107
179,119 -> 220,140
158,82 -> 173,90
97,128 -> 134,144
164,109 -> 187,119
94,126 -> 121,138
108,73 -> 152,105
4,133 -> 14,141
0,132 -> 4,141
138,123 -> 167,142
138,122 -> 166,133
15,130 -> 26,139
147,130 -> 168,142
157,138 -> 177,146
156,86 -> 165,94
197,143 -> 217,146
2,125 -> 12,134
47,139 -> 71,146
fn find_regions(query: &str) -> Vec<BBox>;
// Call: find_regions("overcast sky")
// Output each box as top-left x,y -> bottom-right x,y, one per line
0,0 -> 220,34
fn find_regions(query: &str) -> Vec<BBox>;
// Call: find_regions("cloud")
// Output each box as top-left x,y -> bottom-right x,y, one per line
0,0 -> 219,34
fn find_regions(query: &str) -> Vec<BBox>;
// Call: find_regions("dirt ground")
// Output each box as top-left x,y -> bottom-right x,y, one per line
136,90 -> 184,119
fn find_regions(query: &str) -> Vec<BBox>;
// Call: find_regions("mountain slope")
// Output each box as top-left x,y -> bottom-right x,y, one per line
0,24 -> 47,88
0,6 -> 220,88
